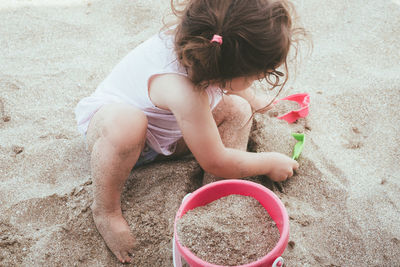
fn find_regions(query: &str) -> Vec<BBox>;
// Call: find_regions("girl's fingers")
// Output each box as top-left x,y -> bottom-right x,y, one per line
293,160 -> 299,169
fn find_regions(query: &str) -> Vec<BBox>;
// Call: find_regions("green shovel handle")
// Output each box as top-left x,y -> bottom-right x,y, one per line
292,133 -> 305,160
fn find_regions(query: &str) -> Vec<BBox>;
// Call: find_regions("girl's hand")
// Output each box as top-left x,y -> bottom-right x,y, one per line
265,152 -> 299,182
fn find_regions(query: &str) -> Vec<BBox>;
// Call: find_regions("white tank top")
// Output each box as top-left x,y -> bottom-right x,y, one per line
75,33 -> 222,155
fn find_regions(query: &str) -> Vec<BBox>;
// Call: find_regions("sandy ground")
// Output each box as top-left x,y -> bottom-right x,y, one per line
1,0 -> 399,266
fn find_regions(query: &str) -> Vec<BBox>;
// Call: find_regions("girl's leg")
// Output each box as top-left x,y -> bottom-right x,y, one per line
86,103 -> 148,263
203,94 -> 253,184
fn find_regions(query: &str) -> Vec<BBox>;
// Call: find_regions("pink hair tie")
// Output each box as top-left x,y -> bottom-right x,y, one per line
210,34 -> 223,45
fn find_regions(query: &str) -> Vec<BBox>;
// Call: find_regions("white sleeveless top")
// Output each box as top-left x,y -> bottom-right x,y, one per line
75,33 -> 223,155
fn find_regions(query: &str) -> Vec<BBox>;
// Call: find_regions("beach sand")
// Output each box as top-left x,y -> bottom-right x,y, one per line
1,0 -> 399,266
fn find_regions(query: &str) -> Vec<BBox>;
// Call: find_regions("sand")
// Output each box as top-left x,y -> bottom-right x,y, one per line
0,0 -> 399,266
177,194 -> 280,266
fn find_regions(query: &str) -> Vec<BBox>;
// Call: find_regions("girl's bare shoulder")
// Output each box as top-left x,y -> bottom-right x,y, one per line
148,73 -> 209,113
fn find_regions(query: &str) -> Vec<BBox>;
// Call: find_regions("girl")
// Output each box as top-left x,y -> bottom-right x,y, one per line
75,0 -> 304,263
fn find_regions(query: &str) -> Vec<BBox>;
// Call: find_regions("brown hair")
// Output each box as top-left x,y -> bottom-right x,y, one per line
169,0 -> 307,94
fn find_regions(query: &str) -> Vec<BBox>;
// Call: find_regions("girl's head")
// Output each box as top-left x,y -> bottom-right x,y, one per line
170,0 -> 306,91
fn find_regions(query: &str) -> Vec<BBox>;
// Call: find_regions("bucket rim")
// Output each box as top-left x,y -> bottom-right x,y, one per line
173,179 -> 289,267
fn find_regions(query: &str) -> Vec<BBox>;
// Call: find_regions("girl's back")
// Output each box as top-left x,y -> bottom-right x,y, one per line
75,32 -> 222,155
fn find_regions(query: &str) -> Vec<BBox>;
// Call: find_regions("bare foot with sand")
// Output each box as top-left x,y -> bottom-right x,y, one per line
91,204 -> 136,263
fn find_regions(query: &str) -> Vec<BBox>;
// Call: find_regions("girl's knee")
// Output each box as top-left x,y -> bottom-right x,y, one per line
87,104 -> 148,153
228,95 -> 252,121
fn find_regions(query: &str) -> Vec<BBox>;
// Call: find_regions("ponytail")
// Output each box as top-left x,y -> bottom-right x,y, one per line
178,33 -> 224,89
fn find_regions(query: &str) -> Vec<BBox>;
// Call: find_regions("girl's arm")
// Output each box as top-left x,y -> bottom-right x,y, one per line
149,74 -> 297,181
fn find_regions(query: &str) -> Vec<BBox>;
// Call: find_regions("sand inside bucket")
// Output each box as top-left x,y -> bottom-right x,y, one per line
176,194 -> 280,266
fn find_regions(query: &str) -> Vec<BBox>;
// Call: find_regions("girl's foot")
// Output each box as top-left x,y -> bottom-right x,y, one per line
91,204 -> 136,263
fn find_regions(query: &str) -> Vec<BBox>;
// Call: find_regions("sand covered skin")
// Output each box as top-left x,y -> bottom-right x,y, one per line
177,194 -> 280,266
1,0 -> 399,266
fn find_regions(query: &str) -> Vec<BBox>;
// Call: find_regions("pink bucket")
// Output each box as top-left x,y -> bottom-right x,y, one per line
173,179 -> 289,267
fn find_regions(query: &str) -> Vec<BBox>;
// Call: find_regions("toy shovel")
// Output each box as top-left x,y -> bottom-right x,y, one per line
274,93 -> 310,123
292,133 -> 305,160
